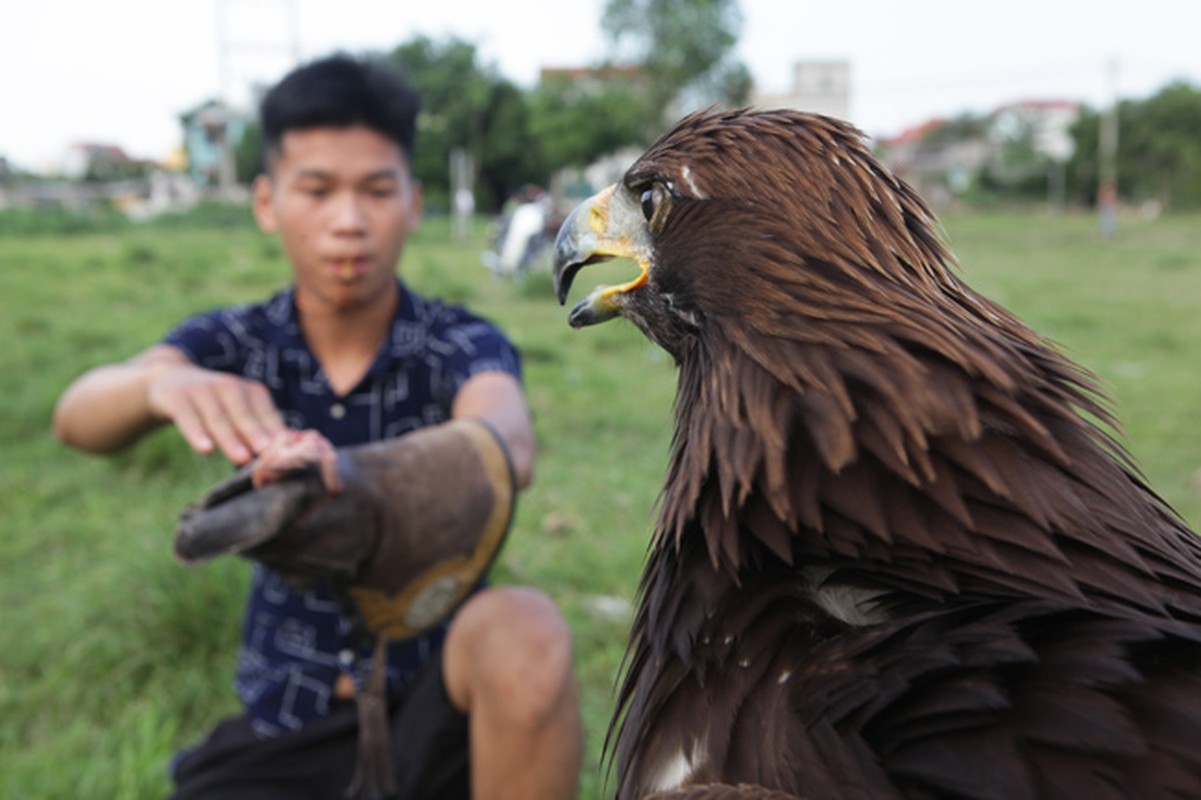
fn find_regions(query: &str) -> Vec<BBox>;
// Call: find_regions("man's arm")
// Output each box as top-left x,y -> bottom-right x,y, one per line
53,344 -> 285,465
451,371 -> 535,490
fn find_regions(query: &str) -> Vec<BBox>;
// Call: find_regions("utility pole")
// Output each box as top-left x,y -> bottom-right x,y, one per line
216,0 -> 301,105
213,0 -> 301,193
1097,57 -> 1120,238
450,148 -> 475,242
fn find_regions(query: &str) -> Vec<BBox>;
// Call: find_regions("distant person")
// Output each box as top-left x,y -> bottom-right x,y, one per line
1098,181 -> 1118,238
454,185 -> 475,241
53,53 -> 582,800
487,185 -> 550,277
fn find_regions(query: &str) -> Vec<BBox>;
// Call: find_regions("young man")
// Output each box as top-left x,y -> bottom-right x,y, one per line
54,54 -> 582,800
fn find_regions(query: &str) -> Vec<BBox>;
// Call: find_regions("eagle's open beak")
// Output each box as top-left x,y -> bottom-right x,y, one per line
552,184 -> 652,328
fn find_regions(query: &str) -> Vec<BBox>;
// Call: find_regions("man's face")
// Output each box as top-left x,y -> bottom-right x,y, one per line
253,125 -> 421,314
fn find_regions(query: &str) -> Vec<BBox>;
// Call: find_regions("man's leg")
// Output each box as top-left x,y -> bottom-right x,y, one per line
443,586 -> 583,800
169,705 -> 361,800
173,657 -> 474,800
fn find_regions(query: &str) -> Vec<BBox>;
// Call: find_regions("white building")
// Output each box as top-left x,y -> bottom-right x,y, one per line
990,99 -> 1080,163
752,60 -> 851,122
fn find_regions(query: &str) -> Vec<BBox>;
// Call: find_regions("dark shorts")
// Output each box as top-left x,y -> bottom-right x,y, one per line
169,656 -> 469,800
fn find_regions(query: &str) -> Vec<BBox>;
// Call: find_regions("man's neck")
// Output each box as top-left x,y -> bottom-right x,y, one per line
297,280 -> 400,396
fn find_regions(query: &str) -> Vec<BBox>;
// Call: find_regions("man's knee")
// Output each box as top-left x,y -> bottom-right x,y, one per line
444,587 -> 576,723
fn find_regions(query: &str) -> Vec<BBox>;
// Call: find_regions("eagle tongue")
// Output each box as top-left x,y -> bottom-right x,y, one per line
567,287 -> 621,328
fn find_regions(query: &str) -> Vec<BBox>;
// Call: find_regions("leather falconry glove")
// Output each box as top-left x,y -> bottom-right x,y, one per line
174,418 -> 517,800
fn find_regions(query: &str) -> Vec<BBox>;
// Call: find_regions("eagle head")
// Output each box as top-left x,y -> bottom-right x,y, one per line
552,176 -> 696,357
553,107 -> 957,364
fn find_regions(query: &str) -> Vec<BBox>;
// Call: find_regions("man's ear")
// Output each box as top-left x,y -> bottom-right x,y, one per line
252,175 -> 277,233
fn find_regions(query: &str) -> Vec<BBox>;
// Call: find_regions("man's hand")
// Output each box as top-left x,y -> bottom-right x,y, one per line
54,344 -> 285,464
251,429 -> 342,493
145,356 -> 285,465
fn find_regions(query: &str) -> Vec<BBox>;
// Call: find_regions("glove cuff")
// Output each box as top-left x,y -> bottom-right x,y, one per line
348,417 -> 517,640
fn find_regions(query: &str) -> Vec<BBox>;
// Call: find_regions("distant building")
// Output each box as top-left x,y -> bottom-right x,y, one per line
537,65 -> 646,104
539,64 -> 643,87
877,119 -> 993,205
752,60 -> 851,122
990,99 -> 1079,163
877,99 -> 1081,206
179,99 -> 250,188
61,143 -> 143,181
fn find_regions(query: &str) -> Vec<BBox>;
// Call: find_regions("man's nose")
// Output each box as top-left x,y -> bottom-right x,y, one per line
331,191 -> 368,232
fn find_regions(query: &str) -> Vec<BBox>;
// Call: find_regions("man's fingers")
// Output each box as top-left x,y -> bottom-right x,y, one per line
188,387 -> 254,465
219,381 -> 283,457
245,384 -> 286,448
146,362 -> 284,465
315,437 -> 343,494
250,430 -> 343,493
170,399 -> 216,456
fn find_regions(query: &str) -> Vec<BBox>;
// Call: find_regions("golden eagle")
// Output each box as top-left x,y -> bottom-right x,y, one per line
552,108 -> 1201,800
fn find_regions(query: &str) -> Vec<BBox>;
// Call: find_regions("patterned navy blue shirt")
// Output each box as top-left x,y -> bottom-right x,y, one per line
163,279 -> 522,736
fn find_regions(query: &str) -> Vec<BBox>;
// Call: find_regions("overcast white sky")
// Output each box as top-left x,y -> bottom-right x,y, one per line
3,0 -> 1198,170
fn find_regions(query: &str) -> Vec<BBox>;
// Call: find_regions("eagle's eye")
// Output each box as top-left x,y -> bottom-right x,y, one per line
639,189 -> 656,221
637,183 -> 672,233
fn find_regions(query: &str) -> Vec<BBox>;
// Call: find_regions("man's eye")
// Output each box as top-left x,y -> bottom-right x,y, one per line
302,186 -> 329,198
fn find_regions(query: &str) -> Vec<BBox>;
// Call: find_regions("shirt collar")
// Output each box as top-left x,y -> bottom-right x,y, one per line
266,278 -> 427,387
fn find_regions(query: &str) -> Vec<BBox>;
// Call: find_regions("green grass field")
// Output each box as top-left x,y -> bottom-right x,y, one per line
2,208 -> 1200,798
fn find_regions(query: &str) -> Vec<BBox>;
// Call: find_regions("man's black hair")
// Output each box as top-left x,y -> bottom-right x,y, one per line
259,53 -> 421,170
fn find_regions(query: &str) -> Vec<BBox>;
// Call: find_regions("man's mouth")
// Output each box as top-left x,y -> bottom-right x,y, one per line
331,257 -> 368,282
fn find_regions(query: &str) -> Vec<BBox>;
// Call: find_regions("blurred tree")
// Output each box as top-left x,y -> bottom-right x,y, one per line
601,0 -> 749,123
714,61 -> 753,107
212,19 -> 757,206
1069,81 -> 1201,210
476,80 -> 545,210
392,36 -> 540,212
1122,82 -> 1201,209
82,154 -> 151,183
526,71 -> 652,171
914,113 -> 990,152
980,113 -> 1051,199
235,122 -> 262,183
1065,106 -> 1103,205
